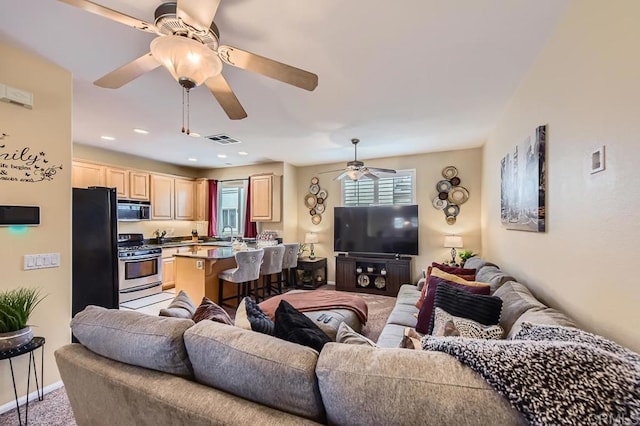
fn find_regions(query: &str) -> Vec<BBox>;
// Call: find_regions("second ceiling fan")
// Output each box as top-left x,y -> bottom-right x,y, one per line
57,0 -> 318,121
322,139 -> 397,181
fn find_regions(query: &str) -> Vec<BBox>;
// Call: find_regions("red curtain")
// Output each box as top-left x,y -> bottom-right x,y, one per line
244,181 -> 257,238
207,179 -> 218,236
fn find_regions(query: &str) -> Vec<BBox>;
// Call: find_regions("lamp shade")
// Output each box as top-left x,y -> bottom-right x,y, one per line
305,232 -> 319,244
443,235 -> 463,248
150,35 -> 222,87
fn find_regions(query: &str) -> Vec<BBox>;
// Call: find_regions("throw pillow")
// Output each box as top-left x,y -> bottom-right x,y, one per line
192,297 -> 233,325
415,266 -> 484,309
159,290 -> 196,319
415,276 -> 491,334
336,322 -> 377,347
431,262 -> 477,279
234,297 -> 274,335
399,327 -> 423,350
273,300 -> 331,352
432,307 -> 504,339
427,281 -> 502,334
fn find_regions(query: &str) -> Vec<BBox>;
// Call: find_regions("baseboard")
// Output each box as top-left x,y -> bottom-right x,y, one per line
0,380 -> 64,414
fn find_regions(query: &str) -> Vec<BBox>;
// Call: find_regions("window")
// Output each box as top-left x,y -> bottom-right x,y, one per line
217,180 -> 247,236
342,169 -> 416,206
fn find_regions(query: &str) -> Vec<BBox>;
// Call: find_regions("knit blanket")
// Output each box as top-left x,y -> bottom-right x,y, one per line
421,322 -> 640,425
259,290 -> 368,324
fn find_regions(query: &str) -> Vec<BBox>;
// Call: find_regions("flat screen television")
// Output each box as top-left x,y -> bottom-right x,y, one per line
334,205 -> 419,256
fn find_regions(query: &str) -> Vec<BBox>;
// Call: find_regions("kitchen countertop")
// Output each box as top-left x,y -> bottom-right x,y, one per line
150,241 -> 233,249
173,246 -> 241,260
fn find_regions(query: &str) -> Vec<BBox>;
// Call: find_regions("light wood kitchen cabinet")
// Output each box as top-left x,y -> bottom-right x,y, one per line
151,174 -> 175,220
162,257 -> 176,290
105,167 -> 129,199
72,161 -> 105,188
195,179 -> 209,221
175,178 -> 195,220
250,174 -> 281,222
129,172 -> 150,201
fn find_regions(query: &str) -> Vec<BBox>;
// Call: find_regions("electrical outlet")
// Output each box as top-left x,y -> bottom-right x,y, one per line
196,260 -> 204,269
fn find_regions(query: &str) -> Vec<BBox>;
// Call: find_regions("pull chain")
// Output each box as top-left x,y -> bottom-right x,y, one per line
181,87 -> 185,133
186,88 -> 190,135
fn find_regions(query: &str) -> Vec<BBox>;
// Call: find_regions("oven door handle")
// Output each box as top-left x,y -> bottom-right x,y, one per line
119,281 -> 162,293
119,254 -> 161,262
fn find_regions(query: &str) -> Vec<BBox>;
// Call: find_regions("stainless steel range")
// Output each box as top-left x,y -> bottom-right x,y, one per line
118,233 -> 162,303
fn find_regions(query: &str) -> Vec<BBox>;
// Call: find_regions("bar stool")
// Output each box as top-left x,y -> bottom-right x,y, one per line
257,245 -> 286,301
280,243 -> 300,289
218,248 -> 264,308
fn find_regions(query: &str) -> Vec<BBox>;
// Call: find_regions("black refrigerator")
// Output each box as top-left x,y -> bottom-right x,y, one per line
72,187 -> 119,317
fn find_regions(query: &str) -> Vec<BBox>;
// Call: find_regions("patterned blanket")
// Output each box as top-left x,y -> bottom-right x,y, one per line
421,323 -> 640,425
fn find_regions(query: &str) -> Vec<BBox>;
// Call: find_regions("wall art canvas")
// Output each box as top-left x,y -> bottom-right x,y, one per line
500,125 -> 546,232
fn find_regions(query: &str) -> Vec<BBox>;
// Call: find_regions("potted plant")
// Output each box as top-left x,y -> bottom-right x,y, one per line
0,288 -> 46,350
298,243 -> 309,258
458,250 -> 478,267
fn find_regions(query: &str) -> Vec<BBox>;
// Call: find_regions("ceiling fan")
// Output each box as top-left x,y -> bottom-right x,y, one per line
321,139 -> 397,181
56,0 -> 318,121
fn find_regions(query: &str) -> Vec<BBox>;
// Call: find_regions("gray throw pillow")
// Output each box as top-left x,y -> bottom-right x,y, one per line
159,290 -> 196,319
336,322 -> 377,347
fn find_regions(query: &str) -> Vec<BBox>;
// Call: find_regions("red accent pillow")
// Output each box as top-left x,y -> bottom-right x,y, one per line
415,276 -> 490,334
415,265 -> 477,309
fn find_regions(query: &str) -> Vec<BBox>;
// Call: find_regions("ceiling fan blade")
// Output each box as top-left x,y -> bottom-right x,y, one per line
333,171 -> 351,181
204,74 -> 247,120
56,0 -> 158,34
362,170 -> 380,180
176,0 -> 220,32
319,169 -> 347,174
218,45 -> 318,91
367,167 -> 397,174
94,53 -> 160,89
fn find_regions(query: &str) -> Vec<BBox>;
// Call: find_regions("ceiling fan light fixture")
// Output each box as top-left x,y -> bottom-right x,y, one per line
150,35 -> 222,87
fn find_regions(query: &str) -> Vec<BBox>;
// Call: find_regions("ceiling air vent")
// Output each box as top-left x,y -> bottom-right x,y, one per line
205,134 -> 241,145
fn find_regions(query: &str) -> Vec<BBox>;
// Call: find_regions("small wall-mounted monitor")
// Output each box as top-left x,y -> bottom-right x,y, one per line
0,205 -> 40,226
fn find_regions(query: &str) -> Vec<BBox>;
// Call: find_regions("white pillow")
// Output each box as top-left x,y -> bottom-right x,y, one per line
432,307 -> 504,339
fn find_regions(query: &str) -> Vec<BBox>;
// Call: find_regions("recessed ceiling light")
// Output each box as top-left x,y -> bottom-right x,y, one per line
189,132 -> 201,138
133,128 -> 149,134
101,135 -> 115,141
217,154 -> 227,159
187,158 -> 198,162
238,151 -> 249,156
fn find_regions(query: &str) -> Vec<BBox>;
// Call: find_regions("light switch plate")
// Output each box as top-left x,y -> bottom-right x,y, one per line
24,253 -> 60,270
590,146 -> 605,174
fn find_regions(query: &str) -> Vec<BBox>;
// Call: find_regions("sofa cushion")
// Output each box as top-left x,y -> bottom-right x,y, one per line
273,300 -> 332,352
376,323 -> 409,348
476,266 -> 516,293
384,302 -> 419,328
316,343 -> 523,425
507,308 -> 577,339
235,297 -> 274,335
192,297 -> 233,325
159,290 -> 196,319
396,284 -> 422,305
463,257 -> 498,271
71,305 -> 194,377
432,307 -> 504,339
336,322 -> 377,347
493,281 -> 547,334
416,277 -> 491,334
184,320 -> 325,422
303,309 -> 361,341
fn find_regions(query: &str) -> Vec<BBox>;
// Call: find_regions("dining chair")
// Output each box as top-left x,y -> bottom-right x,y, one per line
218,248 -> 265,308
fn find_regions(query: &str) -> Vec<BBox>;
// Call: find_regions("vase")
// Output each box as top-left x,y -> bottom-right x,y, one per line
0,327 -> 33,351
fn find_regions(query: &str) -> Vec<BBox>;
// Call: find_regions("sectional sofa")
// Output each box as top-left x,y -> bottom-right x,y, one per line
56,257 -> 587,425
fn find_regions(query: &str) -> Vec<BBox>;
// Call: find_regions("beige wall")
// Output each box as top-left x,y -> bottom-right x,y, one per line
297,148 -> 483,283
0,42 -> 72,406
481,0 -> 640,352
281,162 -> 299,243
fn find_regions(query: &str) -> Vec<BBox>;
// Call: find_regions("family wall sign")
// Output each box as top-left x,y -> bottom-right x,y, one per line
0,141 -> 63,183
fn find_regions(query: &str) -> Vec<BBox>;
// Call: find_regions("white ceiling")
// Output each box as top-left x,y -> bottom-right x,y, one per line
0,0 -> 567,168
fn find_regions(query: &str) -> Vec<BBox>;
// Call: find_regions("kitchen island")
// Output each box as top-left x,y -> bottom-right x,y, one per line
173,247 -> 243,306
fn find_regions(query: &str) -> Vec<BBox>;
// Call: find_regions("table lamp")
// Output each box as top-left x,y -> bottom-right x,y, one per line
443,235 -> 463,265
305,232 -> 319,260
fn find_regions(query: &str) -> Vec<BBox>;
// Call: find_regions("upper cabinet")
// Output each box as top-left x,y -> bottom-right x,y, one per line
105,167 -> 129,199
150,174 -> 174,220
174,178 -> 195,221
195,179 -> 209,221
72,161 -> 105,188
129,171 -> 150,201
250,174 -> 281,222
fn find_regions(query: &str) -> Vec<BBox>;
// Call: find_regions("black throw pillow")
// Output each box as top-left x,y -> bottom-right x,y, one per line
273,300 -> 331,352
428,281 -> 503,334
243,297 -> 275,335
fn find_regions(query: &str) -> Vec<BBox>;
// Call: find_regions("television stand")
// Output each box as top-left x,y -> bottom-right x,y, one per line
335,254 -> 411,297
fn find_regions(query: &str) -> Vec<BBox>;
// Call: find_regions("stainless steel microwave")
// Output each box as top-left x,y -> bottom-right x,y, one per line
117,200 -> 151,221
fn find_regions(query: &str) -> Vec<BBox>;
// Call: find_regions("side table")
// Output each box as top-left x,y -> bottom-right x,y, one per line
0,337 -> 45,426
295,257 -> 327,289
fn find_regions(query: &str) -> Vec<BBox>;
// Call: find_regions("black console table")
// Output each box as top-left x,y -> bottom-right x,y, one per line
0,337 -> 45,426
335,254 -> 411,296
295,257 -> 327,289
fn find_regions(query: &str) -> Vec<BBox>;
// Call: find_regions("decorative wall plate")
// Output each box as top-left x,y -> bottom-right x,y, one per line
304,194 -> 317,209
442,166 -> 458,179
438,191 -> 449,200
309,184 -> 320,194
311,177 -> 319,185
450,177 -> 461,186
309,208 -> 316,215
436,180 -> 452,193
315,203 -> 325,213
357,274 -> 370,287
446,216 -> 456,225
374,276 -> 386,289
311,214 -> 322,225
444,204 -> 460,217
316,197 -> 324,204
432,196 -> 447,210
317,189 -> 327,199
448,186 -> 469,204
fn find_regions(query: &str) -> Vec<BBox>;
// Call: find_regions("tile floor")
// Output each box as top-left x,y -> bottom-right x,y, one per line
119,290 -> 175,316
